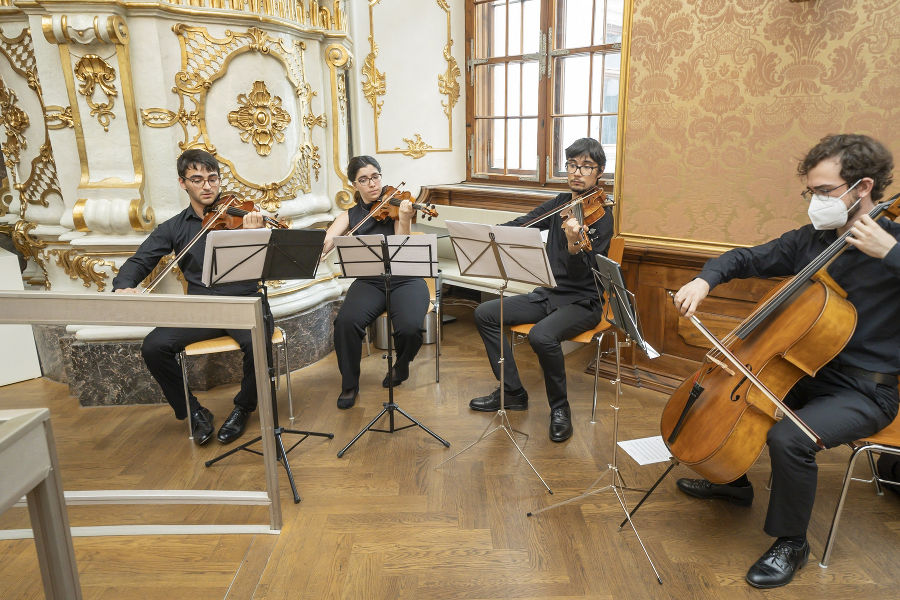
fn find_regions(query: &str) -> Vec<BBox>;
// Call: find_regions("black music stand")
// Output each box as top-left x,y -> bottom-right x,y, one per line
333,233 -> 450,458
434,221 -> 556,494
527,252 -> 663,583
200,228 -> 334,504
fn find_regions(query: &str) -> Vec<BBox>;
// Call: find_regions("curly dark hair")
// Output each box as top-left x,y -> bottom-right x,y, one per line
798,134 -> 894,202
177,149 -> 219,179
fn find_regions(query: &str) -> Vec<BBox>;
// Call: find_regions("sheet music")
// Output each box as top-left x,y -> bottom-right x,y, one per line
446,220 -> 556,287
617,435 -> 672,466
334,234 -> 386,277
202,228 -> 272,286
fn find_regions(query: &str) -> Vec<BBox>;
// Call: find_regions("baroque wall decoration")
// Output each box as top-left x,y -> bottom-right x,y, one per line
227,80 -> 291,156
324,42 -> 355,209
0,27 -> 64,210
619,0 -> 900,248
363,0 -> 459,158
73,53 -> 118,132
141,25 -> 319,212
49,248 -> 118,292
0,76 -> 29,173
11,219 -> 48,288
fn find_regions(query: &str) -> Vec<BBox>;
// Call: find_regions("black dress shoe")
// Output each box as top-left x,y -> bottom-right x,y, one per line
469,386 -> 528,411
216,406 -> 251,444
382,364 -> 409,388
190,407 -> 214,446
549,405 -> 573,442
676,477 -> 754,506
746,538 -> 809,588
337,388 -> 358,409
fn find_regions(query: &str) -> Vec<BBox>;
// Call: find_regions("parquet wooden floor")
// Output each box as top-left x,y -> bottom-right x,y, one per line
1,304 -> 898,599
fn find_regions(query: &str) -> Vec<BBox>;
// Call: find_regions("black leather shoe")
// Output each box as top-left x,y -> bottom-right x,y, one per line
469,386 -> 528,411
382,364 -> 409,388
216,406 -> 251,444
676,478 -> 754,506
337,388 -> 358,410
549,405 -> 573,442
190,407 -> 214,446
746,538 -> 809,588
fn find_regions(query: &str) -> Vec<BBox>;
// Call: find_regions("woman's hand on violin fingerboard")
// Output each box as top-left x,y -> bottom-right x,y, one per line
673,278 -> 710,318
242,210 -> 265,229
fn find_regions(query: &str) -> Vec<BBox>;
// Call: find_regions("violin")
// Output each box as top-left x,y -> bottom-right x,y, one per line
559,186 -> 609,251
368,185 -> 438,222
202,193 -> 288,230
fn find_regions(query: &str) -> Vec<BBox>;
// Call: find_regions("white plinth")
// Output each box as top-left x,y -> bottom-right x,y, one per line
0,250 -> 41,385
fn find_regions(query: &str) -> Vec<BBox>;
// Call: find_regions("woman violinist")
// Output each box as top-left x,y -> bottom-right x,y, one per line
671,135 -> 900,589
112,149 -> 273,447
323,155 -> 430,409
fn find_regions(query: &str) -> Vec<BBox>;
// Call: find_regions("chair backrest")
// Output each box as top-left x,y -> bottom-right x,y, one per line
608,236 -> 625,264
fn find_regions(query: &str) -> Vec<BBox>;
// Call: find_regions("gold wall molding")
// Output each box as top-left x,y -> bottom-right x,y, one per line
141,24 -> 319,212
49,248 -> 118,292
324,42 -> 354,209
73,53 -> 118,132
45,105 -> 75,129
11,219 -> 49,288
139,253 -> 186,292
227,79 -> 292,156
42,14 -> 154,232
0,27 -> 64,211
363,0 -> 458,159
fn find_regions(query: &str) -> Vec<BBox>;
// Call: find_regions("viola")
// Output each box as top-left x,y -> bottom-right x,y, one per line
202,193 -> 288,230
368,185 -> 438,222
559,186 -> 609,251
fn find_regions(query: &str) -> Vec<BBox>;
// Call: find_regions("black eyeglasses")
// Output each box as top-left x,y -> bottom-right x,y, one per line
356,173 -> 382,186
565,162 -> 599,176
800,182 -> 850,202
184,175 -> 220,187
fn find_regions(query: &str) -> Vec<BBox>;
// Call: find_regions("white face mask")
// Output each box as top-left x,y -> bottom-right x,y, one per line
807,179 -> 861,230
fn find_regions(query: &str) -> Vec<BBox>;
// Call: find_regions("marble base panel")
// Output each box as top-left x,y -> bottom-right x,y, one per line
62,301 -> 339,407
32,325 -> 70,383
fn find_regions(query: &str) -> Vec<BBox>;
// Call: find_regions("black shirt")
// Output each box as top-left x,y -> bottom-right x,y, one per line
503,192 -> 614,309
697,218 -> 900,374
112,206 -> 259,296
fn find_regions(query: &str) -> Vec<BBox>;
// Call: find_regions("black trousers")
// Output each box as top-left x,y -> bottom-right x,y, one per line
141,296 -> 274,420
333,277 -> 429,391
474,292 -> 603,410
763,366 -> 898,537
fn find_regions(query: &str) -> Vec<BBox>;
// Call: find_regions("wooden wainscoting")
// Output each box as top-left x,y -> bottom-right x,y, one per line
595,242 -> 781,393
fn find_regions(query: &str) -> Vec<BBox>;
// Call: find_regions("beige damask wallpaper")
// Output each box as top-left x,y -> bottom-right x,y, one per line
619,0 -> 899,247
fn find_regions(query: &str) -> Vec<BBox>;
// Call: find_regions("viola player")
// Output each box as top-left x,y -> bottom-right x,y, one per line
468,137 -> 614,442
672,134 -> 900,588
323,155 -> 429,409
113,149 -> 270,445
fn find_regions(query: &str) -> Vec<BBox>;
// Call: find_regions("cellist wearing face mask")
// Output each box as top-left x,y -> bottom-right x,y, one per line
672,134 -> 900,590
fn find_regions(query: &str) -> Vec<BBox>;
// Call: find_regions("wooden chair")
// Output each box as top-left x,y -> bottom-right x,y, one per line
510,236 -> 625,422
176,326 -> 292,441
819,401 -> 900,567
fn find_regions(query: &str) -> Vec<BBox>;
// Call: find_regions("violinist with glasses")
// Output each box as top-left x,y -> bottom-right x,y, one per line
671,134 -> 900,589
113,149 -> 272,446
469,137 -> 614,442
323,156 -> 429,410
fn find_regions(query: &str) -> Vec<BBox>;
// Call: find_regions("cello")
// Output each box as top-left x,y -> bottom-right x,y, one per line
660,193 -> 900,484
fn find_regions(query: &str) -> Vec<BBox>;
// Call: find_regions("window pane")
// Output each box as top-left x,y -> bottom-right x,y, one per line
556,54 -> 591,114
522,0 -> 541,54
508,0 -> 522,55
507,62 -> 521,117
492,119 -> 506,171
589,114 -> 617,170
598,0 -> 625,45
507,118 -> 521,170
521,117 -> 538,171
557,0 -> 593,50
492,1 -> 507,58
522,60 -> 539,115
589,53 -> 620,113
492,63 -> 506,116
554,115 -> 589,174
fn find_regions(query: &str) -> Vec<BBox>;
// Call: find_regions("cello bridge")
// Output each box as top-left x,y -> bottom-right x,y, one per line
705,353 -> 736,376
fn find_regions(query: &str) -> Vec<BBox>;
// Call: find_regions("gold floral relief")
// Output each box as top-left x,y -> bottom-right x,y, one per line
228,80 -> 291,156
620,0 -> 900,248
45,105 -> 75,129
49,248 -> 118,292
73,54 -> 118,132
401,134 -> 432,159
0,76 -> 29,171
142,25 -> 319,211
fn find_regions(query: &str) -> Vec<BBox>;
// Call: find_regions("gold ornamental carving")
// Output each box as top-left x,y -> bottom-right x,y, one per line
49,249 -> 118,292
140,253 -> 186,293
73,54 -> 118,132
324,43 -> 355,209
12,220 -> 49,289
0,77 -> 29,171
141,25 -> 319,212
0,28 -> 63,210
366,0 -> 458,158
0,176 -> 12,217
45,105 -> 75,130
228,80 -> 291,156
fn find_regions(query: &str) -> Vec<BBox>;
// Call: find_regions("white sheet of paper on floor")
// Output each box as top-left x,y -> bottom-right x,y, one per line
617,435 -> 672,466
